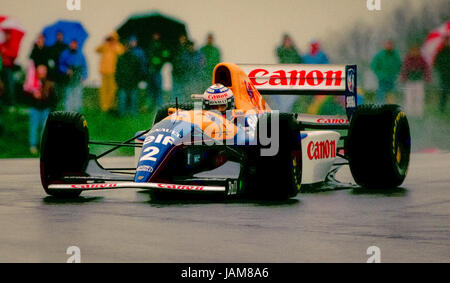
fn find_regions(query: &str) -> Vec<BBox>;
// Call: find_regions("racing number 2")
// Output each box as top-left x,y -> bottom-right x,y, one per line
141,146 -> 160,162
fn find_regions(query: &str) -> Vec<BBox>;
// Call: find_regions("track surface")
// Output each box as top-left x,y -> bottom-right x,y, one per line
0,153 -> 449,262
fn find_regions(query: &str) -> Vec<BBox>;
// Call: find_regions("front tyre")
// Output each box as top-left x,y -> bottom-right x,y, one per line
347,104 -> 411,189
40,111 -> 90,198
254,113 -> 302,199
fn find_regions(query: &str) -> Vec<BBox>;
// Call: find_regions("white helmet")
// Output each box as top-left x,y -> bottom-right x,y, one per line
202,84 -> 235,112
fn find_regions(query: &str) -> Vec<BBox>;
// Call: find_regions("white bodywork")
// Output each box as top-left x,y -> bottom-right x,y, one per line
300,130 -> 340,184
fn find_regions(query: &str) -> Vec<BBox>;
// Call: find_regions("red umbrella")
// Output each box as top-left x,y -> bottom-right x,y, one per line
422,21 -> 450,66
0,15 -> 26,59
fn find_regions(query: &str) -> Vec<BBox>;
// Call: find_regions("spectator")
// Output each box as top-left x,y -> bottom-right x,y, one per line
48,31 -> 68,108
0,30 -> 18,107
147,32 -> 170,109
29,34 -> 51,70
183,41 -> 206,99
171,34 -> 189,99
371,40 -> 402,104
115,42 -> 144,117
301,40 -> 330,114
96,32 -> 124,112
302,40 -> 329,64
200,33 -> 221,87
277,34 -> 302,64
49,31 -> 69,73
23,65 -> 56,155
59,39 -> 87,113
128,35 -> 148,78
400,45 -> 431,117
275,34 -> 302,112
434,36 -> 450,113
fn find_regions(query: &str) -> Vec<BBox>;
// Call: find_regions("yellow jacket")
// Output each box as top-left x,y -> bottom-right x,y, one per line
96,40 -> 124,75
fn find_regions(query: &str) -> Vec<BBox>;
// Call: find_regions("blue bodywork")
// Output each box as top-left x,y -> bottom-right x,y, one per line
134,111 -> 259,183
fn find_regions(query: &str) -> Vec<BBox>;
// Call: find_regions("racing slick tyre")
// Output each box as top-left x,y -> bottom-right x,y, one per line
40,111 -> 90,198
347,104 -> 410,189
153,102 -> 194,126
253,113 -> 302,199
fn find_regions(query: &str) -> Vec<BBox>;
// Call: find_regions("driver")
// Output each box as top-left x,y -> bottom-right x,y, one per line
202,83 -> 235,114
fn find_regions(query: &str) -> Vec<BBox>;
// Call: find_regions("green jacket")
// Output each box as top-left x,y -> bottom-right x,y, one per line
115,51 -> 144,90
147,40 -> 170,74
371,49 -> 402,82
434,46 -> 450,86
276,46 -> 301,64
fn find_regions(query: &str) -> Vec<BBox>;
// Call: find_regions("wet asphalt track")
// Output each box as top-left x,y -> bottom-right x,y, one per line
0,153 -> 449,263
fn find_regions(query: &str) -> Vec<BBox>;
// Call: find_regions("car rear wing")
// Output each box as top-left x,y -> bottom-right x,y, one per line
239,64 -> 357,118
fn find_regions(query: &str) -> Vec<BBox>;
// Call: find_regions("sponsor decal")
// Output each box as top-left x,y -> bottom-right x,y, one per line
244,80 -> 263,108
346,96 -> 356,108
307,140 -> 336,160
157,183 -> 204,191
245,80 -> 255,99
347,68 -> 355,92
148,128 -> 182,138
71,184 -> 117,189
144,134 -> 176,146
248,68 -> 343,87
136,165 -> 154,173
209,99 -> 228,105
317,118 -> 349,124
227,180 -> 239,196
207,93 -> 230,100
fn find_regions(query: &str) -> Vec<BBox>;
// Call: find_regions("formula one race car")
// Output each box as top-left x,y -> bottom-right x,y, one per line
40,63 -> 411,199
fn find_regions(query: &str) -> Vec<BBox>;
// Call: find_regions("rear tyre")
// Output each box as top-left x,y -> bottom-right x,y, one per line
153,102 -> 195,126
40,111 -> 90,198
253,113 -> 302,199
347,104 -> 410,189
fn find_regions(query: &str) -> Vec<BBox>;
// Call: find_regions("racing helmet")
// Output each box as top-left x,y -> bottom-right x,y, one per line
202,84 -> 235,113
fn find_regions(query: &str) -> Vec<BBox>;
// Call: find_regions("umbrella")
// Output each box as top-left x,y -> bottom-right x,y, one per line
422,21 -> 450,65
42,20 -> 89,49
117,12 -> 187,48
0,16 -> 25,58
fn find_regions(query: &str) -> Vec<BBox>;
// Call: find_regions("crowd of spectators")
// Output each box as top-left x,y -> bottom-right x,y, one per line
371,37 -> 449,117
0,30 -> 221,154
275,34 -> 450,118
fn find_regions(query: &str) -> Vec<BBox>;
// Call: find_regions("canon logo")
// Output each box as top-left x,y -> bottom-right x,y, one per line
71,184 -> 117,189
208,93 -> 229,100
248,69 -> 343,87
307,140 -> 336,160
157,184 -> 204,191
317,118 -> 349,124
